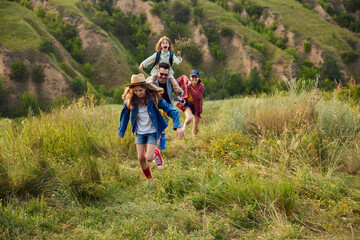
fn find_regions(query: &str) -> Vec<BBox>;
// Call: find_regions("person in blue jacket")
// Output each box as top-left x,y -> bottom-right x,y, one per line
118,73 -> 184,181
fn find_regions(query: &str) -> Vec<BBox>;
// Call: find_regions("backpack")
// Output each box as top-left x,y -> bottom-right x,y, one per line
151,51 -> 174,71
154,96 -> 169,121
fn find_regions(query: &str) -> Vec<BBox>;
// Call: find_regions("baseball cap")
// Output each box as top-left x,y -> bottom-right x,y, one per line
190,70 -> 200,78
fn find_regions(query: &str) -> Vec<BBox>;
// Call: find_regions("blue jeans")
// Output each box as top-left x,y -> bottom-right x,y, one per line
135,132 -> 158,145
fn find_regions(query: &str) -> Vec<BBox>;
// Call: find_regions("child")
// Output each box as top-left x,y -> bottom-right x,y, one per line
118,73 -> 184,181
139,36 -> 183,95
176,70 -> 204,137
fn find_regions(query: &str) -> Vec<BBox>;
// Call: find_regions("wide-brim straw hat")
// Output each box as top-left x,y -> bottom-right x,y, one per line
125,73 -> 147,87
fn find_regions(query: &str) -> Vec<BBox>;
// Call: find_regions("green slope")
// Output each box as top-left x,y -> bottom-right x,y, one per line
250,0 -> 357,53
0,1 -> 45,50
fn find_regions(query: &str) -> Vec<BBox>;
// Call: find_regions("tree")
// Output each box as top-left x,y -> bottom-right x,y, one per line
225,73 -> 244,95
320,54 -> 341,81
246,67 -> 262,94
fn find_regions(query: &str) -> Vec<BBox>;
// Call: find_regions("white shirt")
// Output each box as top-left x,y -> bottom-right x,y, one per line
136,105 -> 157,134
140,50 -> 182,77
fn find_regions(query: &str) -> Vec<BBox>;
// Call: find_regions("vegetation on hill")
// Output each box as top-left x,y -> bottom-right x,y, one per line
1,87 -> 360,238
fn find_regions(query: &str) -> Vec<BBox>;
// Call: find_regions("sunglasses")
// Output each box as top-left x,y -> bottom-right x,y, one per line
159,73 -> 168,77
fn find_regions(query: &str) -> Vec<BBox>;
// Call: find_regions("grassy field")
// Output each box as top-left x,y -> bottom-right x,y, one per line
1,87 -> 360,239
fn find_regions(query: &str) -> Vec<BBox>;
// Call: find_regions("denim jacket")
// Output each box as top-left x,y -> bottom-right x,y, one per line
147,77 -> 183,107
118,96 -> 182,140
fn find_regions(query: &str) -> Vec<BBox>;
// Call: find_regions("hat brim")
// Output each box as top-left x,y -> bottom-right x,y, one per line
125,81 -> 147,87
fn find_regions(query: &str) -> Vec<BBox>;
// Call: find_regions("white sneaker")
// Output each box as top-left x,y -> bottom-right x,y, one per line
154,148 -> 164,169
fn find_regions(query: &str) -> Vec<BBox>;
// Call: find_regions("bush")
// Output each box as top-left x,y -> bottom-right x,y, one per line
113,87 -> 125,104
249,42 -> 264,54
36,5 -> 46,18
31,64 -> 45,83
225,73 -> 245,95
9,60 -> 28,82
320,54 -> 341,81
220,27 -> 233,37
303,40 -> 311,53
297,61 -> 319,80
232,2 -> 243,13
246,67 -> 262,94
150,2 -> 167,17
39,40 -> 54,54
184,45 -> 202,67
71,77 -> 87,95
166,21 -> 188,42
53,95 -> 69,108
19,91 -> 39,116
0,77 -> 6,97
83,62 -> 93,79
170,2 -> 191,24
340,51 -> 359,63
284,48 -> 299,61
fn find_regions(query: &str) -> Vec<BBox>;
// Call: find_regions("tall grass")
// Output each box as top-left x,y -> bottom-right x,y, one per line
0,89 -> 360,238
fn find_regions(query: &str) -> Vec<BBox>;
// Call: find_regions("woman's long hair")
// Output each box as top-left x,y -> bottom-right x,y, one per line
155,36 -> 172,52
122,83 -> 164,110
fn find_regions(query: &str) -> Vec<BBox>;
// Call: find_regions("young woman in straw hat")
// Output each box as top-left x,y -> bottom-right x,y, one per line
118,73 -> 184,181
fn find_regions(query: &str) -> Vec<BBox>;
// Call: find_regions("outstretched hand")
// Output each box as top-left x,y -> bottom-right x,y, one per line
138,64 -> 143,71
176,128 -> 184,140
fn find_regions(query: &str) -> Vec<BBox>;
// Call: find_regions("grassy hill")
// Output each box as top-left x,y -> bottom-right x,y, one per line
1,88 -> 360,238
0,0 -> 360,116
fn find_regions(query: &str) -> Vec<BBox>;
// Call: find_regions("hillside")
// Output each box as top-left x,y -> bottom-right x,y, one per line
1,0 -> 360,116
1,89 -> 360,238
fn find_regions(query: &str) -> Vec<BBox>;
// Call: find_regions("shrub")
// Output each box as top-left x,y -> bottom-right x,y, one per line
83,62 -> 93,79
225,73 -> 245,95
340,51 -> 359,63
0,77 -> 6,97
220,27 -> 233,37
39,40 -> 54,54
183,45 -> 202,67
249,42 -> 264,53
19,91 -> 39,116
303,40 -> 311,53
53,95 -> 69,108
170,2 -> 191,24
232,2 -> 243,13
31,64 -> 45,83
320,54 -> 341,81
297,61 -> 319,80
246,67 -> 262,94
113,87 -> 124,104
150,1 -> 167,17
9,60 -> 28,82
20,0 -> 33,10
71,77 -> 87,95
284,48 -> 299,60
166,21 -> 188,42
36,5 -> 46,18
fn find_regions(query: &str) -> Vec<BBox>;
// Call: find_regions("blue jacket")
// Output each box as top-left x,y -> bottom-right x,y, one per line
147,77 -> 183,107
118,96 -> 182,140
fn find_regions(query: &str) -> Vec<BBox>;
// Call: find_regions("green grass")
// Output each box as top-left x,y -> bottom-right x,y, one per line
0,1 -> 45,50
199,0 -> 294,63
1,89 -> 360,238
250,0 -> 357,53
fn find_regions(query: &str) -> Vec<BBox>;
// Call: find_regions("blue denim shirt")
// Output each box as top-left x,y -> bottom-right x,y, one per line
147,77 -> 182,107
118,96 -> 182,140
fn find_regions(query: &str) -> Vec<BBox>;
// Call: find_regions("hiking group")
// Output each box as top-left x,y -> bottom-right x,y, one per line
118,36 -> 204,181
